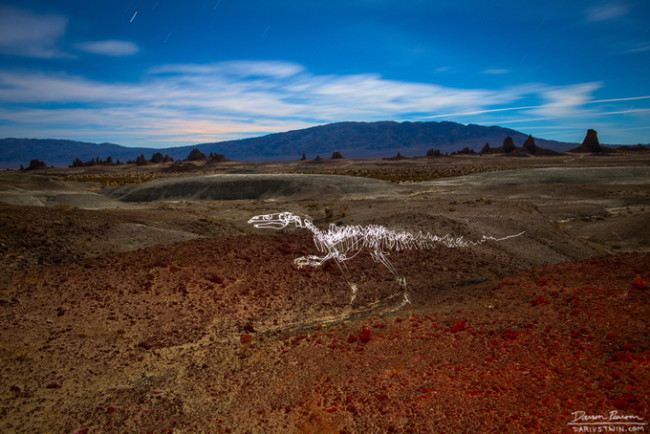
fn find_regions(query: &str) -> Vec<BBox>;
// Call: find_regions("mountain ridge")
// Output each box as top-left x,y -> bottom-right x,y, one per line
0,120 -> 582,168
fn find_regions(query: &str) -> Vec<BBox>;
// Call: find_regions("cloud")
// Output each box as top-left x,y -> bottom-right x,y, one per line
0,71 -> 144,103
425,83 -> 604,120
598,108 -> 650,115
0,5 -> 70,58
0,61 -> 519,118
624,42 -> 650,53
0,105 -> 316,146
0,60 -> 641,147
591,95 -> 650,103
75,40 -> 139,56
482,69 -> 511,75
585,3 -> 628,22
531,82 -> 602,118
150,61 -> 305,79
425,105 -> 539,119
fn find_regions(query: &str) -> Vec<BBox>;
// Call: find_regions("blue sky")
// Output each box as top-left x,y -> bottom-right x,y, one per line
0,0 -> 649,148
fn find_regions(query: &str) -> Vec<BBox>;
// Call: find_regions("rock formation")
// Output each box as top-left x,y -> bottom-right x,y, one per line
383,152 -> 409,160
185,148 -> 207,161
522,135 -> 537,154
570,129 -> 602,153
502,136 -> 516,153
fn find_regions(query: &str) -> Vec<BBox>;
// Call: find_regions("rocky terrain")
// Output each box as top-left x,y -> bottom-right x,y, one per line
0,153 -> 648,432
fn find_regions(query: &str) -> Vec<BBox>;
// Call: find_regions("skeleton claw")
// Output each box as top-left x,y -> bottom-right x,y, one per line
294,255 -> 325,268
294,257 -> 308,268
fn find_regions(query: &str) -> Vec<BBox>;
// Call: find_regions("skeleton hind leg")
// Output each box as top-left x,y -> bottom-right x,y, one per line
370,250 -> 410,307
334,259 -> 358,304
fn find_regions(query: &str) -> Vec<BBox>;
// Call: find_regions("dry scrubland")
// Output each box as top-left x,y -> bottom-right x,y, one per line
0,152 -> 649,433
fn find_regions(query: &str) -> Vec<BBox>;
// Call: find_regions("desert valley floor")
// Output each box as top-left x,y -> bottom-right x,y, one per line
0,153 -> 648,433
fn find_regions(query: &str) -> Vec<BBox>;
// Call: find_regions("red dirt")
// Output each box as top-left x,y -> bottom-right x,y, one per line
1,231 -> 648,433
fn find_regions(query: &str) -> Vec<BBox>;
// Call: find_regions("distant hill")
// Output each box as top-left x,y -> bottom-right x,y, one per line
0,121 -> 579,168
0,138 -> 156,169
186,121 -> 576,161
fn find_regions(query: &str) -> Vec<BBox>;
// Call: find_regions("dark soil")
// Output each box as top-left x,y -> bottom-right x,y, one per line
0,232 -> 648,433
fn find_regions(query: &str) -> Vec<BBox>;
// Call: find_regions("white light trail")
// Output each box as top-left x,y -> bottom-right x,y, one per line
248,211 -> 524,311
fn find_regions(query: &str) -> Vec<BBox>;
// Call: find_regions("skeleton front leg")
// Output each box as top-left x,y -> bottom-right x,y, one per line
294,254 -> 330,268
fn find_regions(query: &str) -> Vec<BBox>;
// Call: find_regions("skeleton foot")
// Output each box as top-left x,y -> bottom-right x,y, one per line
349,283 -> 358,304
386,297 -> 409,313
294,255 -> 326,268
380,291 -> 411,314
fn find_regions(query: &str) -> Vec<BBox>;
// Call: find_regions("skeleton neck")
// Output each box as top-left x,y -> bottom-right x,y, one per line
300,217 -> 321,235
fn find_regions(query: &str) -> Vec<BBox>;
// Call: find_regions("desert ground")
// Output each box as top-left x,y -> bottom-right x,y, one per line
0,153 -> 649,433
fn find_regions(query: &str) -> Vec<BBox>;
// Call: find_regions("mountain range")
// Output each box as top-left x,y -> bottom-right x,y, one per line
0,121 -> 581,168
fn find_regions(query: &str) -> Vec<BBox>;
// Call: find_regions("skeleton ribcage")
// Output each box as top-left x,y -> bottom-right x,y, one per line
314,224 -> 469,257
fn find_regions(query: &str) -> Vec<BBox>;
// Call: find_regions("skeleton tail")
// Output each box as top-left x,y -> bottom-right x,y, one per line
374,229 -> 525,251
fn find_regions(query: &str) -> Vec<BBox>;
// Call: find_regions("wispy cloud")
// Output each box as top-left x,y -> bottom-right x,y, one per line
0,60 -> 519,118
424,106 -> 539,119
0,71 -> 144,103
482,69 -> 511,75
591,95 -> 650,103
425,83 -> 603,120
0,5 -> 71,58
0,60 -> 646,147
531,82 -> 602,118
623,42 -> 650,53
75,40 -> 139,56
0,6 -> 138,59
585,2 -> 629,22
598,108 -> 650,115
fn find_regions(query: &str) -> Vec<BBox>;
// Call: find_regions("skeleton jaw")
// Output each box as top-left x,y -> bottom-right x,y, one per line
248,212 -> 301,229
247,214 -> 290,229
247,218 -> 287,229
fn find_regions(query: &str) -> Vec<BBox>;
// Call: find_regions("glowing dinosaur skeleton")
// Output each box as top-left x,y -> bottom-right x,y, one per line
248,211 -> 524,310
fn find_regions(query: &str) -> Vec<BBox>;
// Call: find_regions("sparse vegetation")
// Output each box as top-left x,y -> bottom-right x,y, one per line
286,164 -> 508,183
